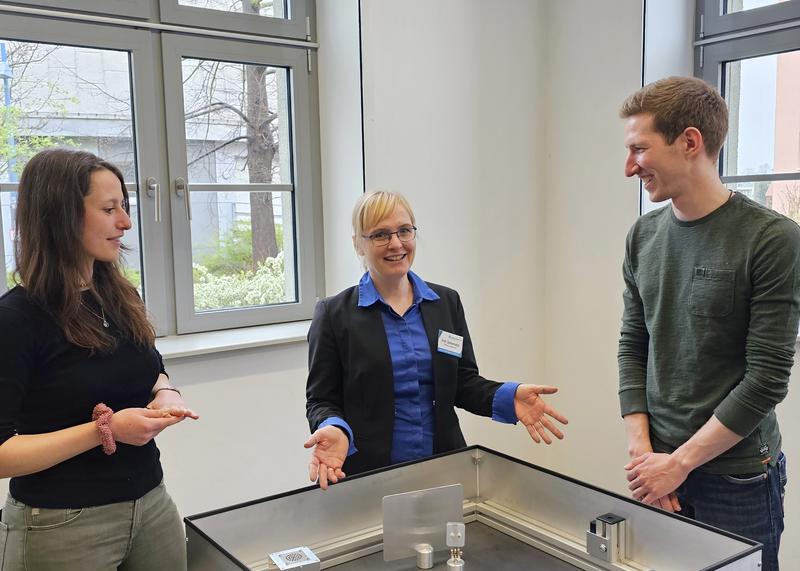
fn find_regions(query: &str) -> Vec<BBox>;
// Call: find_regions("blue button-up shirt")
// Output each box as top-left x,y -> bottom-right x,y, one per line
321,272 -> 519,463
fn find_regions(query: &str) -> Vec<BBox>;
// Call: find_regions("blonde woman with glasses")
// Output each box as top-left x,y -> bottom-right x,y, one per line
304,191 -> 568,489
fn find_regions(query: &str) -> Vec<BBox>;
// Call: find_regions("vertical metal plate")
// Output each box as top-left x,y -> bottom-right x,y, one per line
382,483 -> 464,561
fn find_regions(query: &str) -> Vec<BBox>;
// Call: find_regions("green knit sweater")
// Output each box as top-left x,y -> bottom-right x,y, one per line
618,193 -> 800,474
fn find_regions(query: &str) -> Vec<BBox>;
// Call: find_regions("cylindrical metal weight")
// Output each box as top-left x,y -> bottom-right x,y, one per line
415,543 -> 434,569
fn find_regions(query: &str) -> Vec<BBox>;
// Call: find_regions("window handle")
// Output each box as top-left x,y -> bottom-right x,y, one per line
145,177 -> 161,223
174,177 -> 191,221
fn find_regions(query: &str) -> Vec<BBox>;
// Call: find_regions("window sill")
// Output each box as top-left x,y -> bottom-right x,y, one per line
156,320 -> 311,360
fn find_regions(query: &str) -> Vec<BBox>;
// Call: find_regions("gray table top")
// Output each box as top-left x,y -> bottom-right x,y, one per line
330,522 -> 580,570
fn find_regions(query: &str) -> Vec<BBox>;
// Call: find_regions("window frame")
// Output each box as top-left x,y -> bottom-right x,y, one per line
697,0 -> 800,38
0,12 -> 173,333
2,0 -> 152,20
161,33 -> 323,334
695,8 -> 800,188
159,0 -> 314,41
0,3 -> 323,336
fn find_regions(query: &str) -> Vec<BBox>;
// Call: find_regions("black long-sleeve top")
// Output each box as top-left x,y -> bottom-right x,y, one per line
0,286 -> 164,508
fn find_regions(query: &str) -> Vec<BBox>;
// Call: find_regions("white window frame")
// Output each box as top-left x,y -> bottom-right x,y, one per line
2,0 -> 152,20
159,0 -> 313,40
697,0 -> 800,39
161,33 -> 322,333
695,2 -> 800,188
0,1 -> 323,336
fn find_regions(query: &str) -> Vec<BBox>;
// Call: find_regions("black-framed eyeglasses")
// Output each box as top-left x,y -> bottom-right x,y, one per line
362,226 -> 417,246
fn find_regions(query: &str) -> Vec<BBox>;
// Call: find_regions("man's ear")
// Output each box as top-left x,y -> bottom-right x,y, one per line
682,126 -> 704,158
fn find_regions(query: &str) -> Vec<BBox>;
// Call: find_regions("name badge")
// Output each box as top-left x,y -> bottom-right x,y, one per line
437,330 -> 463,357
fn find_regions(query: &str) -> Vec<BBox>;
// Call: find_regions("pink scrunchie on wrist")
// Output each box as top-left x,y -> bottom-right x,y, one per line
92,403 -> 117,455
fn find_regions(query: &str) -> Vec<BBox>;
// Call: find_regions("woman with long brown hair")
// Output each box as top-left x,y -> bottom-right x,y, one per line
0,148 -> 197,570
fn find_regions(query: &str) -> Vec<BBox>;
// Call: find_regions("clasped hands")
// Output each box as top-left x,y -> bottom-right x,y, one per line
625,452 -> 687,512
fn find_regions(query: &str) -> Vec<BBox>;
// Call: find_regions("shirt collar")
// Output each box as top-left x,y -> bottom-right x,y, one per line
358,271 -> 439,308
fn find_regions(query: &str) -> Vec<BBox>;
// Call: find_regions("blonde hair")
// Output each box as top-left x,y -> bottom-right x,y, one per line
620,76 -> 728,158
352,190 -> 416,244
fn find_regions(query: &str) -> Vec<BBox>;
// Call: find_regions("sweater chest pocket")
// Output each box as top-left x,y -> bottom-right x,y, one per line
689,267 -> 735,317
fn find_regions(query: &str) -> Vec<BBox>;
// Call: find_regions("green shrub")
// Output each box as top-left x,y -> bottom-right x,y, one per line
197,219 -> 284,275
193,252 -> 287,311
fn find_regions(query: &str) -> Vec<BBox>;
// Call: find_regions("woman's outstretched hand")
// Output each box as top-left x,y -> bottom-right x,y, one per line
513,384 -> 569,444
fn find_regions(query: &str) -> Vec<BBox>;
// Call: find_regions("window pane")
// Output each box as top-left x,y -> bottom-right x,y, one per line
0,40 -> 143,291
182,58 -> 292,185
177,0 -> 287,19
723,49 -> 800,177
728,180 -> 800,223
724,0 -> 791,14
190,190 -> 296,312
0,40 -> 136,181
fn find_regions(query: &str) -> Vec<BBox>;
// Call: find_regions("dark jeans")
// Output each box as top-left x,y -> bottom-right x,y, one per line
676,453 -> 787,571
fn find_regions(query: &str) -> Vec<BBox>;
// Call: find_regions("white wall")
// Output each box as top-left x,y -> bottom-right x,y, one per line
360,0 -> 548,450
537,0 -> 643,487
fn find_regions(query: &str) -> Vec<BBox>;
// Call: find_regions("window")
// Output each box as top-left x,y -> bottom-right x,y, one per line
0,2 -> 322,335
696,1 -> 800,224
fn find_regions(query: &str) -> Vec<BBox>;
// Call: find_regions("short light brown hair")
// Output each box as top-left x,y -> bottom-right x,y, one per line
352,190 -> 416,242
620,76 -> 728,158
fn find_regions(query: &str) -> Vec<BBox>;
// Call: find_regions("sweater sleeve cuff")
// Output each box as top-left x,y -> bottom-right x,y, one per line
714,397 -> 765,438
491,382 -> 520,424
319,417 -> 358,456
619,388 -> 648,417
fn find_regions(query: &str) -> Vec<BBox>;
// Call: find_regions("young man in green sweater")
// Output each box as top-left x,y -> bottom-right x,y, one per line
617,76 -> 800,571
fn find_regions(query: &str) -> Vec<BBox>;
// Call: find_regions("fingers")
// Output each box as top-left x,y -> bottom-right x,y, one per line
160,406 -> 199,419
318,462 -> 330,490
540,417 -> 564,440
524,418 -> 565,444
141,407 -> 172,418
326,466 -> 339,485
530,385 -> 559,395
308,458 -> 319,483
303,433 -> 319,449
523,421 -> 541,443
525,422 -> 548,444
656,496 -> 674,512
535,422 -> 553,444
150,415 -> 185,429
545,407 -> 569,426
624,453 -> 648,471
668,492 -> 681,512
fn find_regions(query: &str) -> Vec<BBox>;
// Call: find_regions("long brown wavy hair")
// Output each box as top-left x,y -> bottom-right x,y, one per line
14,148 -> 155,351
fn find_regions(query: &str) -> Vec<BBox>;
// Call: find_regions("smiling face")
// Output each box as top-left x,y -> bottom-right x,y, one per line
358,205 -> 416,285
624,113 -> 689,203
81,168 -> 132,272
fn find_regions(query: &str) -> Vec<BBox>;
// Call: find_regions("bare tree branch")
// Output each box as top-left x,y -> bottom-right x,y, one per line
187,135 -> 250,167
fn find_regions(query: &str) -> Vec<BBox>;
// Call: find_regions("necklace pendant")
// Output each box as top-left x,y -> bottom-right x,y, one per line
102,319 -> 109,328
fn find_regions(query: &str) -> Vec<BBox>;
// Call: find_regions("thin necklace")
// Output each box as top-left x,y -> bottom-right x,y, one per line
83,302 -> 109,328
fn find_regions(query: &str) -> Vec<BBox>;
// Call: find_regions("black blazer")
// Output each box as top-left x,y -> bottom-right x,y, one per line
305,281 -> 502,475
